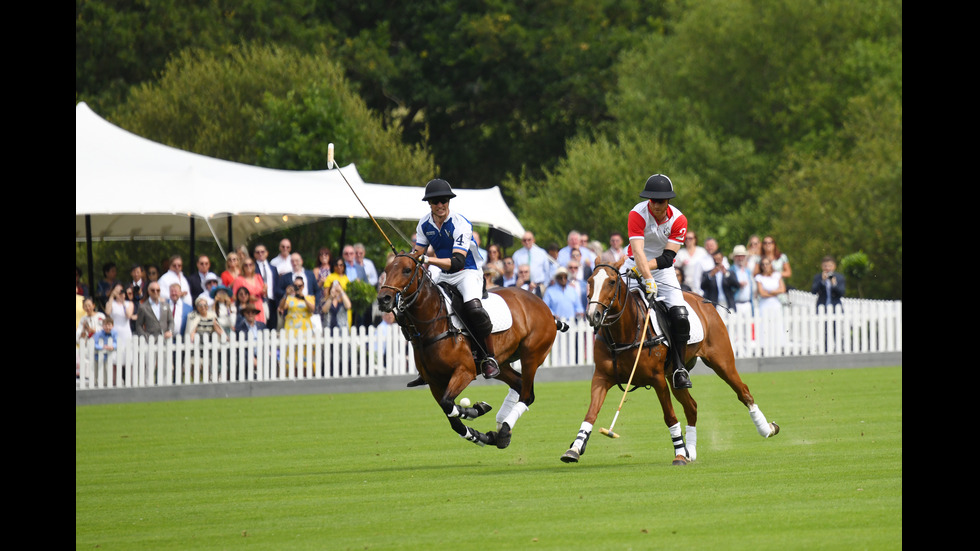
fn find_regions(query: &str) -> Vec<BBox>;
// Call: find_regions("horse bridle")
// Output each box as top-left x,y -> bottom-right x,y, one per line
379,253 -> 428,315
379,253 -> 455,345
587,263 -> 631,328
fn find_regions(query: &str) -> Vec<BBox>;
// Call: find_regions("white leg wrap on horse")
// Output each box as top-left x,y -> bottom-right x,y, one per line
571,421 -> 593,453
448,404 -> 461,418
496,388 -> 520,427
685,425 -> 697,461
748,404 -> 773,437
669,422 -> 688,457
502,402 -> 528,429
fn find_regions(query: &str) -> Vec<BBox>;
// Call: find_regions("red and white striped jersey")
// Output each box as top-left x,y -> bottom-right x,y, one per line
625,201 -> 688,259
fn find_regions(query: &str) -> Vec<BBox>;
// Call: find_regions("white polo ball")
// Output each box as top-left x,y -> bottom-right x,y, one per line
460,397 -> 471,407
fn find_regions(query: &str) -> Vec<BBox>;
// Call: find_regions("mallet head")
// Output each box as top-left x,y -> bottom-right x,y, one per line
599,428 -> 620,439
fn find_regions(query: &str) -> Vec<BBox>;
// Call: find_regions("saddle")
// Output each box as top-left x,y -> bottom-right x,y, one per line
435,282 -> 513,334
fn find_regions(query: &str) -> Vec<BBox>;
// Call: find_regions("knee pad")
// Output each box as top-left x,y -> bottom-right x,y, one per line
463,299 -> 493,338
669,305 -> 690,338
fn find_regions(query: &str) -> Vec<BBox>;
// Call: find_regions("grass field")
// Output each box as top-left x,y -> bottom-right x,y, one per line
76,366 -> 902,550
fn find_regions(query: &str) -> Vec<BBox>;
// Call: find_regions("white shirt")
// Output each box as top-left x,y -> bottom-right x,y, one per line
149,298 -> 163,319
256,260 -> 275,298
158,270 -> 192,305
270,254 -> 291,270
360,258 -> 379,286
171,300 -> 188,334
511,244 -> 552,286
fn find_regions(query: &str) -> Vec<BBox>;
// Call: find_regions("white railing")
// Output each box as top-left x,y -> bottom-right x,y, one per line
725,291 -> 902,358
75,292 -> 900,390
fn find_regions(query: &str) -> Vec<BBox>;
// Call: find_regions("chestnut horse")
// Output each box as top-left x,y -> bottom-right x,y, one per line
561,259 -> 778,465
377,251 -> 568,449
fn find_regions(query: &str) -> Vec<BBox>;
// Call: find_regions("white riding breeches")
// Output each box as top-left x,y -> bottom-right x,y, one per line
621,257 -> 686,310
429,268 -> 484,303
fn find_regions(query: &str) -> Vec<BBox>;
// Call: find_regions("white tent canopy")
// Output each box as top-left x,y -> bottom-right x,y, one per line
75,102 -> 525,252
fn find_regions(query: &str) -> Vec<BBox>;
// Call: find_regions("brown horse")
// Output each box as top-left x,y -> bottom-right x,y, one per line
560,258 -> 778,465
377,251 -> 568,448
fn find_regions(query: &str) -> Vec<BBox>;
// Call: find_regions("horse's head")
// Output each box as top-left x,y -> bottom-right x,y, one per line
377,251 -> 427,313
586,261 -> 629,328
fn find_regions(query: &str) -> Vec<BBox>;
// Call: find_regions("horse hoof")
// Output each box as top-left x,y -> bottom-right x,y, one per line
671,455 -> 688,466
474,401 -> 493,416
495,422 -> 512,449
769,422 -> 780,437
560,449 -> 580,463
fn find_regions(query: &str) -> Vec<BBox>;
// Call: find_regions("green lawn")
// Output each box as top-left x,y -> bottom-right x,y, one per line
76,366 -> 902,550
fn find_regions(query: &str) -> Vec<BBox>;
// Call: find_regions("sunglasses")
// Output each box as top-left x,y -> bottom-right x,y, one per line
428,198 -> 449,205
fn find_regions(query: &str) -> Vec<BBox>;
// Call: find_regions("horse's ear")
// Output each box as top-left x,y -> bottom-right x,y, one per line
612,256 -> 625,269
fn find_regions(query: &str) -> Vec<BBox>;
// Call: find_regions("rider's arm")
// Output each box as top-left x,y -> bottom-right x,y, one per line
653,243 -> 680,270
630,237 -> 654,280
632,240 -> 681,277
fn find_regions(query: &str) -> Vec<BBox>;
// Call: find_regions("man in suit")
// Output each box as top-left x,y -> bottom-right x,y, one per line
134,282 -> 174,340
133,281 -> 174,383
701,250 -> 739,316
187,255 -> 217,301
252,244 -> 279,328
276,252 -> 317,305
129,264 -> 147,304
168,282 -> 192,341
811,255 -> 846,313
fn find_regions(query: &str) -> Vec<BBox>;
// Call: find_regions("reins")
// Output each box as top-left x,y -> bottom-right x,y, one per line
381,253 -> 457,347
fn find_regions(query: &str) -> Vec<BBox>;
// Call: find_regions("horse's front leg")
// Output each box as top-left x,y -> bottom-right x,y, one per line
653,374 -> 689,465
560,373 -> 613,463
432,369 -> 494,446
670,387 -> 698,461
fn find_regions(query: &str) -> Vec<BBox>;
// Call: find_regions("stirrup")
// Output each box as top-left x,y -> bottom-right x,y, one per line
481,357 -> 500,379
672,367 -> 692,389
406,375 -> 427,387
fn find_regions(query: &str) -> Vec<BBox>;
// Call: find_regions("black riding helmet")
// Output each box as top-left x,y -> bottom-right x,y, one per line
639,174 -> 676,200
422,178 -> 457,202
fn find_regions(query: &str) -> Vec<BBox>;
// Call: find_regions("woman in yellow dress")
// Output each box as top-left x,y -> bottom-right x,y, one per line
278,275 -> 315,333
277,274 -> 316,376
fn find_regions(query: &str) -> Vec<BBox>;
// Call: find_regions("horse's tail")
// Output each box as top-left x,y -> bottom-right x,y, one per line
554,318 -> 570,333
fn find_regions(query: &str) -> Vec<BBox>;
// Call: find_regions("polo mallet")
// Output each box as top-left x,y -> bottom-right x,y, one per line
600,304 -> 654,438
328,143 -> 398,256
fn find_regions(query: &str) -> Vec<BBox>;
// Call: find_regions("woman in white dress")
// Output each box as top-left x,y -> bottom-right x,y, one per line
754,259 -> 786,352
104,283 -> 135,360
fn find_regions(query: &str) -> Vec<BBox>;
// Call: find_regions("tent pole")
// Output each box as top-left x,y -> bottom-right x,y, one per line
202,217 -> 228,260
189,218 -> 196,265
339,219 -> 348,257
86,215 -> 94,294
227,217 -> 233,255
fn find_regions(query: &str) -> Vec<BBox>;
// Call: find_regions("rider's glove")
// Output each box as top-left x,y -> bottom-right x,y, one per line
630,266 -> 642,280
642,277 -> 657,298
419,254 -> 429,264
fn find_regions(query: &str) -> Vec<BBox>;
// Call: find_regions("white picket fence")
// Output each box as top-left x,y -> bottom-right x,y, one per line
724,290 -> 903,358
75,291 -> 900,390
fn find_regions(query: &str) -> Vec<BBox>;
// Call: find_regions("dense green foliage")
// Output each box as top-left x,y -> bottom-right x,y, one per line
76,367 -> 903,550
76,0 -> 901,298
